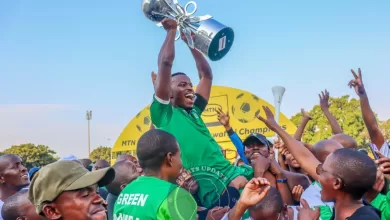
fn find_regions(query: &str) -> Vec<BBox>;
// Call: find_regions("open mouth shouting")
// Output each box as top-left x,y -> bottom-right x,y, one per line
184,92 -> 195,103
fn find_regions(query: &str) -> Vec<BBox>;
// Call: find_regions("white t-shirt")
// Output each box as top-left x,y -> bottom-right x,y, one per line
379,142 -> 390,158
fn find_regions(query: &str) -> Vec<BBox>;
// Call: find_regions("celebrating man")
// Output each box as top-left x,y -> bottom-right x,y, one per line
150,18 -> 252,209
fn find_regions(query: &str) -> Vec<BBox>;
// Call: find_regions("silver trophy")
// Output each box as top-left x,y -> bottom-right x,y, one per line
142,0 -> 234,61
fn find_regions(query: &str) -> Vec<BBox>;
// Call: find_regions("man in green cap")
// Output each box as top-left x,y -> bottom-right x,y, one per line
28,160 -> 115,220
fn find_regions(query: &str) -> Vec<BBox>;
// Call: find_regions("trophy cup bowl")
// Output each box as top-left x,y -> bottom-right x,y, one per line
142,0 -> 174,23
142,0 -> 235,61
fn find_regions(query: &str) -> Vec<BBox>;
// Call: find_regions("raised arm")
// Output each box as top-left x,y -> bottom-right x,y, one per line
349,68 -> 386,150
257,107 -> 321,181
319,90 -> 343,134
155,19 -> 178,101
181,33 -> 213,101
294,109 -> 312,141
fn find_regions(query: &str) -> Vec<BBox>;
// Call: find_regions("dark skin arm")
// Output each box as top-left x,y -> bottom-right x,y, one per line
257,106 -> 321,181
294,109 -> 312,141
349,68 -> 385,149
182,33 -> 213,101
269,160 -> 294,205
319,90 -> 343,134
155,19 -> 178,101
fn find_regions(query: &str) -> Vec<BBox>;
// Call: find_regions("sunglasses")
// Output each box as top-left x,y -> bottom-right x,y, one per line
316,164 -> 346,187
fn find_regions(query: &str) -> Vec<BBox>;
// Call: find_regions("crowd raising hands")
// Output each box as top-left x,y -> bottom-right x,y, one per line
1,18 -> 389,220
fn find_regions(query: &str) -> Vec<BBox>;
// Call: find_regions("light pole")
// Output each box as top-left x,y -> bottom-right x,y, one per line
86,110 -> 92,157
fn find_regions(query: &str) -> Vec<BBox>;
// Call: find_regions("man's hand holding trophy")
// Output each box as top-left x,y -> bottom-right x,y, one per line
142,0 -> 235,61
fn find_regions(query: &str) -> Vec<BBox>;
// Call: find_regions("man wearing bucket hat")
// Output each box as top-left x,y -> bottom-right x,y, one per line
28,160 -> 115,220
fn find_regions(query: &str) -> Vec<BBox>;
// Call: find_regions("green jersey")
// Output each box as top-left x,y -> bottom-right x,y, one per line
113,176 -> 197,220
150,95 -> 253,208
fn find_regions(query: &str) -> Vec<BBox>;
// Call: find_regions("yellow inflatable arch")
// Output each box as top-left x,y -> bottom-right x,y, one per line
111,85 -> 297,164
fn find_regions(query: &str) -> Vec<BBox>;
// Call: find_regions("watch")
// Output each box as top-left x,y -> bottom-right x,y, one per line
276,178 -> 287,183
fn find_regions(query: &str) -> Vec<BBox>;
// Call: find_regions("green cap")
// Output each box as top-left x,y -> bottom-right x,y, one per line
28,160 -> 115,214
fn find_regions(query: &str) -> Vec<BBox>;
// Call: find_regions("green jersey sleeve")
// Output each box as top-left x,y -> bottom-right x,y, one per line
318,205 -> 333,220
150,95 -> 174,128
370,192 -> 390,220
156,187 -> 197,220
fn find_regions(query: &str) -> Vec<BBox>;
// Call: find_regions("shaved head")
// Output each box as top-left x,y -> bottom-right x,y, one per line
329,134 -> 358,149
313,140 -> 343,163
92,160 -> 110,171
78,158 -> 92,169
328,148 -> 376,200
116,154 -> 137,163
106,160 -> 139,196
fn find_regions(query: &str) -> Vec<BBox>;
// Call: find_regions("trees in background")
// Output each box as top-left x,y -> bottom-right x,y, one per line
2,143 -> 58,169
290,95 -> 389,150
89,146 -> 112,164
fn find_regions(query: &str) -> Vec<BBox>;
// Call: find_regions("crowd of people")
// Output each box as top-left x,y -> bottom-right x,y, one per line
1,18 -> 390,220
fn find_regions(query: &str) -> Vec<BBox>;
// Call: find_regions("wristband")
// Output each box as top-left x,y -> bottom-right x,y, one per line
276,178 -> 287,183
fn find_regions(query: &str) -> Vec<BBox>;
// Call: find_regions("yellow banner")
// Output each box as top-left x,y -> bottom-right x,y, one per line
111,85 -> 296,164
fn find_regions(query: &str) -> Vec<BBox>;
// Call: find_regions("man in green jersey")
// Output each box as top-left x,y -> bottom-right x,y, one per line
113,129 -> 197,220
150,18 -> 252,209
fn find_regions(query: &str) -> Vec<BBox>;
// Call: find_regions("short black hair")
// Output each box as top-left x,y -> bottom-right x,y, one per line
1,188 -> 28,220
249,187 -> 283,213
331,148 -> 376,200
136,129 -> 179,172
171,72 -> 186,77
106,160 -> 138,196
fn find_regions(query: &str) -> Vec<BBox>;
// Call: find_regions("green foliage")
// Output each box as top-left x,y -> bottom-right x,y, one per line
2,143 -> 58,169
89,146 -> 112,164
290,95 -> 366,146
379,119 -> 390,141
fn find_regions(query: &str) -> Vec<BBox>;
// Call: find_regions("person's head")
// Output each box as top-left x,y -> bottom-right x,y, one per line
284,153 -> 300,169
106,160 -> 139,196
92,160 -> 110,171
28,167 -> 40,181
249,187 -> 287,220
312,140 -> 343,163
116,154 -> 143,175
1,188 -> 43,220
176,168 -> 199,195
243,133 -> 270,160
170,72 -> 195,109
78,159 -> 92,169
0,154 -> 29,192
28,160 -> 115,220
317,148 -> 376,202
137,129 -> 182,183
329,134 -> 358,150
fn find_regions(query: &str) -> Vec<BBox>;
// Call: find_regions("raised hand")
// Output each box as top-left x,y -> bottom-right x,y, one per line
161,18 -> 178,31
269,159 -> 283,177
216,108 -> 230,128
319,90 -> 331,110
297,199 -> 320,220
292,185 -> 304,202
365,169 -> 385,203
238,177 -> 271,207
256,106 -> 279,131
348,68 -> 366,96
301,108 -> 312,120
375,151 -> 390,179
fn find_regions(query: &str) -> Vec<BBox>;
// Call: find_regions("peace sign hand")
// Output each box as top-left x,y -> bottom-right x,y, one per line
348,68 -> 366,96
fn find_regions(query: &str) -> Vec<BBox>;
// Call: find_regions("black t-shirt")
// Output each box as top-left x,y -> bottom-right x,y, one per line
330,201 -> 381,220
345,205 -> 381,220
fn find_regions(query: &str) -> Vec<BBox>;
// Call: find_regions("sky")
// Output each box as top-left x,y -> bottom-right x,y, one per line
0,0 -> 389,158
